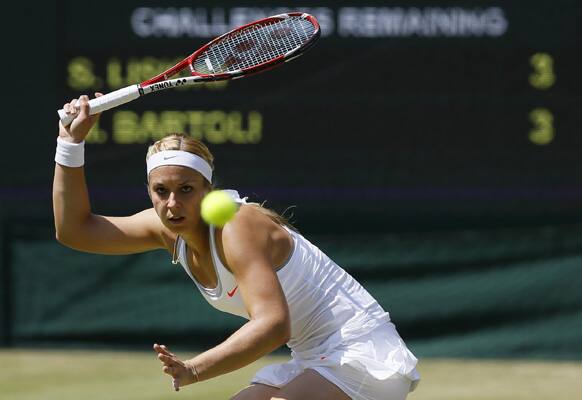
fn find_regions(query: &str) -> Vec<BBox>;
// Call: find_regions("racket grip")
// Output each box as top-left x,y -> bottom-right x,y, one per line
58,85 -> 141,126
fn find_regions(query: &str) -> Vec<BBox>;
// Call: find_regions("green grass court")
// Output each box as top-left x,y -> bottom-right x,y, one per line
2,349 -> 581,399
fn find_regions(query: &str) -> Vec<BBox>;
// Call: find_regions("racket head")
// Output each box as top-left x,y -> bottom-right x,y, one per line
189,12 -> 320,80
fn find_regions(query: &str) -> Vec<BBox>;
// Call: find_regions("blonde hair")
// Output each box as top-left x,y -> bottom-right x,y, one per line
147,133 -> 296,230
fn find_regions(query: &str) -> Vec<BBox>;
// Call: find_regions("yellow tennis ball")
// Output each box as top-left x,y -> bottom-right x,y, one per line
200,190 -> 238,227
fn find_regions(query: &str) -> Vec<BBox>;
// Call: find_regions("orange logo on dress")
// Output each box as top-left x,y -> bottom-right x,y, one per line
227,286 -> 238,297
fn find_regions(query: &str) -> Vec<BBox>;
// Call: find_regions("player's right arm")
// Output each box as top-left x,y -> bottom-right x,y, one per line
53,94 -> 166,255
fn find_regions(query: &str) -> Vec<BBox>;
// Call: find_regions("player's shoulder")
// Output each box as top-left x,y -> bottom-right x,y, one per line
135,207 -> 159,219
133,207 -> 163,228
218,205 -> 280,270
134,207 -> 175,251
226,204 -> 273,231
220,204 -> 275,246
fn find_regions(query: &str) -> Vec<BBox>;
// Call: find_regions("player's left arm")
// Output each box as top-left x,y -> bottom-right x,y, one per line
155,207 -> 291,387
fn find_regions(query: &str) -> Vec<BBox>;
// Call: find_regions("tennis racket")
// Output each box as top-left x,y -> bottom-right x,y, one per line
58,12 -> 320,126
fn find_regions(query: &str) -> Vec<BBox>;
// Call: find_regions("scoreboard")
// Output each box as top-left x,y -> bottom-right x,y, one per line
56,1 -> 581,232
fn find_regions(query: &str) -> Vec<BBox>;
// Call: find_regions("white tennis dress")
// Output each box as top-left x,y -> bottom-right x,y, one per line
176,190 -> 420,399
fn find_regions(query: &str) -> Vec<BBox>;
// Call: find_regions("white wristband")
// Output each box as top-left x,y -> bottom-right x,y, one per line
55,137 -> 85,167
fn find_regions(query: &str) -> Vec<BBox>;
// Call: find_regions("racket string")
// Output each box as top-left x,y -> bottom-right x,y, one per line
192,17 -> 316,74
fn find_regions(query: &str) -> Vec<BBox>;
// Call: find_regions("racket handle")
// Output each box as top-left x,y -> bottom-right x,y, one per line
58,85 -> 141,126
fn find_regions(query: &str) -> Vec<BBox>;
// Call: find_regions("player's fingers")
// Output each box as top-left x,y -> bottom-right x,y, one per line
173,378 -> 180,391
157,353 -> 176,365
77,95 -> 91,118
161,345 -> 176,357
64,99 -> 79,115
85,93 -> 105,121
163,365 -> 177,377
77,96 -> 88,107
153,343 -> 173,358
66,102 -> 80,120
70,98 -> 79,111
153,343 -> 174,357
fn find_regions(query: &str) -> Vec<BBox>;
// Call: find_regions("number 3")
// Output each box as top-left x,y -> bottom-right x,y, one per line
529,108 -> 554,145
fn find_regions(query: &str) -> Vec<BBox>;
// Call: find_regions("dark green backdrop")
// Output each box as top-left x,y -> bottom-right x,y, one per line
2,220 -> 582,359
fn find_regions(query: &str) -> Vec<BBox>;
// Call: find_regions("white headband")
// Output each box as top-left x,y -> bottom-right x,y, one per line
147,150 -> 213,183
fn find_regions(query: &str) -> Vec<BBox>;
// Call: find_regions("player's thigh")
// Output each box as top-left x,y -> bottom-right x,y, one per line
272,369 -> 350,400
231,383 -> 279,400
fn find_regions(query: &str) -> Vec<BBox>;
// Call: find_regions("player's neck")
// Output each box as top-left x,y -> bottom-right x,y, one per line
180,223 -> 210,257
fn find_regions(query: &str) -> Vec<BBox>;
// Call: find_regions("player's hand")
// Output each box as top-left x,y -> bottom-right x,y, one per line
58,93 -> 103,143
153,343 -> 198,391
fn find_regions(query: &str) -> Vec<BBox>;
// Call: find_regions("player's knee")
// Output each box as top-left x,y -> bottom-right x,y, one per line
230,384 -> 279,400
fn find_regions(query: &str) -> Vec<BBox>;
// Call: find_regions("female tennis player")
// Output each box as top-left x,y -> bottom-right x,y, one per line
53,94 -> 420,400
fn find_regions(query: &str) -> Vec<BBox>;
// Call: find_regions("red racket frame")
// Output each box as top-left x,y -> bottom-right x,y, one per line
141,12 -> 320,86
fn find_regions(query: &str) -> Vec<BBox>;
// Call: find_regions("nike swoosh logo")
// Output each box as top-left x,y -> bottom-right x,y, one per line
227,286 -> 238,297
164,155 -> 177,160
